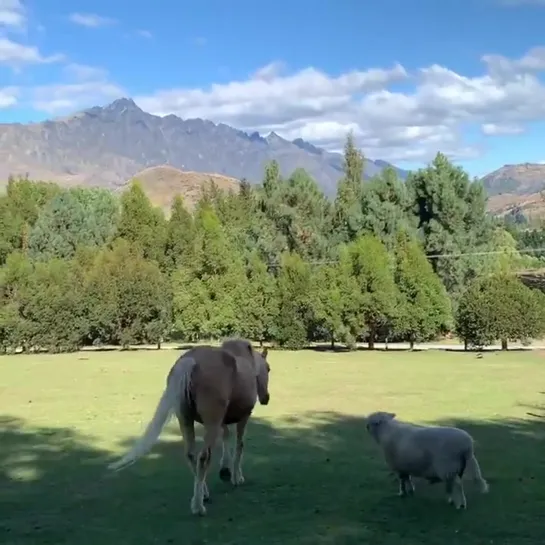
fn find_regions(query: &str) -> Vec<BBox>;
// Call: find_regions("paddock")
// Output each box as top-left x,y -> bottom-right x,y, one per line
1,347 -> 545,545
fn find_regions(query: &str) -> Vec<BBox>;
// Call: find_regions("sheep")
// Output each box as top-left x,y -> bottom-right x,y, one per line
364,411 -> 489,509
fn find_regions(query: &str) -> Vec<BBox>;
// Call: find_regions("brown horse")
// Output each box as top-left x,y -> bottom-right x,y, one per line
107,338 -> 271,516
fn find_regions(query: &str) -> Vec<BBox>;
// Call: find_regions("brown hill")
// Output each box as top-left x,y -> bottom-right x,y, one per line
482,163 -> 545,197
487,191 -> 545,220
119,165 -> 241,212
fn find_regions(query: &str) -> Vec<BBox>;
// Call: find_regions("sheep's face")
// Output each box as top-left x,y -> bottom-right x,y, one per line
365,411 -> 396,442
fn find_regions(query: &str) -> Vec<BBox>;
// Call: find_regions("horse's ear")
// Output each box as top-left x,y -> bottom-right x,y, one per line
261,347 -> 268,359
387,412 -> 396,420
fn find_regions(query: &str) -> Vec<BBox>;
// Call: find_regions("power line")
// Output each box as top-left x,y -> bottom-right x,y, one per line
264,246 -> 545,268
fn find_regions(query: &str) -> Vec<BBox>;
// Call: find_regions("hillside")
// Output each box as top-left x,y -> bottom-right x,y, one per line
482,163 -> 545,196
0,97 -> 408,197
123,165 -> 241,211
481,163 -> 545,219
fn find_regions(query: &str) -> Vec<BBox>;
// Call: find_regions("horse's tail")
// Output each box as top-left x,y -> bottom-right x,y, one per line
107,356 -> 196,472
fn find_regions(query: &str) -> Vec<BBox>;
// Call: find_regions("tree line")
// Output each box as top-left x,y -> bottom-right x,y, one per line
2,135 -> 545,354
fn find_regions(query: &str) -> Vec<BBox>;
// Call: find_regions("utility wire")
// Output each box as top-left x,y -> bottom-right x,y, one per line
264,246 -> 545,268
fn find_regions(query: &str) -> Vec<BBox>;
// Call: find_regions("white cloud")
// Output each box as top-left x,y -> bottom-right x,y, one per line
0,85 -> 18,107
68,13 -> 116,28
136,29 -> 152,39
0,37 -> 64,65
64,63 -> 108,81
30,65 -> 124,114
481,123 -> 524,135
0,0 -> 25,27
128,46 -> 545,164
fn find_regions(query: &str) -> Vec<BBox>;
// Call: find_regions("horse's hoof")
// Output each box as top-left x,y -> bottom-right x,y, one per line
456,503 -> 467,510
191,501 -> 207,516
219,467 -> 232,482
232,474 -> 245,486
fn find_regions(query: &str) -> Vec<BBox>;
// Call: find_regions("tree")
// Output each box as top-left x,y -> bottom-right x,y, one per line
17,258 -> 89,352
117,180 -> 166,263
455,274 -> 545,350
343,235 -> 398,349
274,252 -> 315,349
406,152 -> 492,297
238,251 -> 278,345
163,195 -> 195,271
171,202 -> 247,340
333,132 -> 365,243
85,239 -> 171,348
393,230 -> 452,349
312,262 -> 354,348
361,166 -> 415,249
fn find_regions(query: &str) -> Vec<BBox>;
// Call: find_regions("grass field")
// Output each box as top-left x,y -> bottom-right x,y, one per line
2,348 -> 545,545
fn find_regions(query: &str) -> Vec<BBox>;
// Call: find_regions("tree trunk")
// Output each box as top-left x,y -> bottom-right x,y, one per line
464,339 -> 468,351
259,339 -> 264,348
501,338 -> 508,351
330,336 -> 335,349
409,339 -> 415,351
157,339 -> 161,350
368,326 -> 375,350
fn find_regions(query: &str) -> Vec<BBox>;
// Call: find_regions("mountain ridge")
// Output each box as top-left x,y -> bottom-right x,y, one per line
0,97 -> 409,196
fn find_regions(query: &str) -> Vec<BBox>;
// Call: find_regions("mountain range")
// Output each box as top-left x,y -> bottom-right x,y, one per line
0,97 -> 408,198
1,97 -> 545,217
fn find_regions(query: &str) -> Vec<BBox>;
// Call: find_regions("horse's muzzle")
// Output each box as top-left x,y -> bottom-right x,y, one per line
260,394 -> 270,405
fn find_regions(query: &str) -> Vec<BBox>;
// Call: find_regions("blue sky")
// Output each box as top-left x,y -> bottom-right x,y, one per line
1,0 -> 545,176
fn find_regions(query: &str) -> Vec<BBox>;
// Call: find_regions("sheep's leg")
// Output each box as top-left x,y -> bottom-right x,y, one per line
397,473 -> 412,497
453,476 -> 467,510
445,477 -> 455,505
446,476 -> 467,509
406,475 -> 415,495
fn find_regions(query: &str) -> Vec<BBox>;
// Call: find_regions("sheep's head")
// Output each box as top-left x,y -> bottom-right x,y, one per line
364,411 -> 396,442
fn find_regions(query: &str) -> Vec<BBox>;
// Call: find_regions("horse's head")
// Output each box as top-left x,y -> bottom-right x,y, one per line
255,347 -> 270,405
221,338 -> 270,405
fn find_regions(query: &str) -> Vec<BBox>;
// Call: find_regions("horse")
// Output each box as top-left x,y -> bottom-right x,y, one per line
107,338 -> 271,516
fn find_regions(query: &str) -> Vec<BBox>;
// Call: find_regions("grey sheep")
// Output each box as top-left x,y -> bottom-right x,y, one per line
365,411 -> 489,509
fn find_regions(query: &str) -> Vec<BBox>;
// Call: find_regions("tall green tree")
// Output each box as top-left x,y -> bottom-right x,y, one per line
393,230 -> 452,349
163,195 -> 195,271
361,166 -> 415,249
406,152 -> 491,296
274,251 -> 315,349
333,132 -> 365,243
343,234 -> 398,349
117,180 -> 167,263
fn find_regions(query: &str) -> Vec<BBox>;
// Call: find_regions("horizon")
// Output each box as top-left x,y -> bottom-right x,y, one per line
1,1 -> 545,178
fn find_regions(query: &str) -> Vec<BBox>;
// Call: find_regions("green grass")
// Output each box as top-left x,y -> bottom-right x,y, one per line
1,348 -> 545,545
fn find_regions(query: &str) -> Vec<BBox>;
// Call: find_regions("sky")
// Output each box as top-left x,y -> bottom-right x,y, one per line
1,0 -> 545,177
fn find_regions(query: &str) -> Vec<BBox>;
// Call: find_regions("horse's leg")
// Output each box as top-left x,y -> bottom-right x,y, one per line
232,415 -> 249,486
191,422 -> 222,516
219,424 -> 233,482
176,414 -> 210,502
